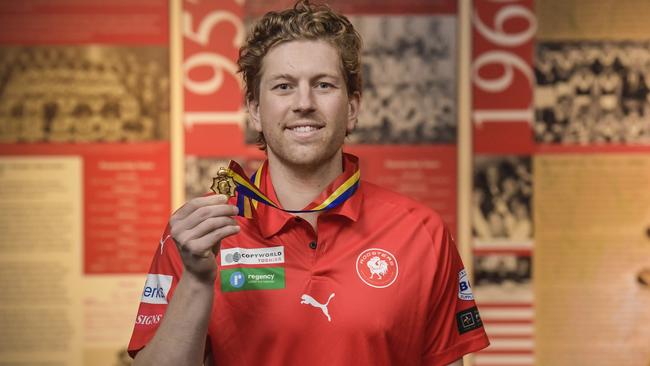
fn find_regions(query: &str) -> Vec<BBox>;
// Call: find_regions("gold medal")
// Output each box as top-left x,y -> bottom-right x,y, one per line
213,158 -> 360,219
210,167 -> 236,198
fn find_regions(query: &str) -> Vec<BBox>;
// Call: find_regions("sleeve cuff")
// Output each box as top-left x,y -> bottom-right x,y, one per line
423,332 -> 490,366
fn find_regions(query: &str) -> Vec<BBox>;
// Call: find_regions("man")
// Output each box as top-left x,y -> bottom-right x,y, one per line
128,1 -> 489,365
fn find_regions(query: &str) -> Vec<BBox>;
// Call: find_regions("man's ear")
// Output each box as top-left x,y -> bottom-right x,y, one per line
247,98 -> 262,132
346,91 -> 361,134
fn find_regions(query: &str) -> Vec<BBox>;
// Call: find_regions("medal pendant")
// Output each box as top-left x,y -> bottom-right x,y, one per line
210,167 -> 236,198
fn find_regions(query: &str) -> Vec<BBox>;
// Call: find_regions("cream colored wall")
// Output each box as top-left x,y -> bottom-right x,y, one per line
535,1 -> 650,364
536,0 -> 650,40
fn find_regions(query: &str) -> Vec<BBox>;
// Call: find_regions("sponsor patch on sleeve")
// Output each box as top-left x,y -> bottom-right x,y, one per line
141,274 -> 173,304
456,306 -> 483,334
135,313 -> 163,326
458,269 -> 474,300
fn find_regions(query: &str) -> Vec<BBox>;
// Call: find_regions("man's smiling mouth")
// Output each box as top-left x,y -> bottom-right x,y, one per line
288,125 -> 322,132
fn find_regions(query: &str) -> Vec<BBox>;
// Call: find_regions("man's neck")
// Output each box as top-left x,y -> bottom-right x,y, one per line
267,152 -> 344,227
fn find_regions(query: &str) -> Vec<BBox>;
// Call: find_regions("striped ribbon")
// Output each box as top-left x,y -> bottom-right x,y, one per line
225,160 -> 360,219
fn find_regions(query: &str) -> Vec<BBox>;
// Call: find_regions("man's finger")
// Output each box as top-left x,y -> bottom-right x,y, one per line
183,225 -> 241,257
172,194 -> 229,221
176,216 -> 238,244
174,204 -> 239,233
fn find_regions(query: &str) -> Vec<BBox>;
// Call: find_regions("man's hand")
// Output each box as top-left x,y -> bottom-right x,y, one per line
169,194 -> 240,282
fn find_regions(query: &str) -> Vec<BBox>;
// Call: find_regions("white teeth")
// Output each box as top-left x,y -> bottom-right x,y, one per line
290,126 -> 318,132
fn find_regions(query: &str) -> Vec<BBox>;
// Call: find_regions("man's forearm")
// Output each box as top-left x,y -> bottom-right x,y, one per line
133,271 -> 215,366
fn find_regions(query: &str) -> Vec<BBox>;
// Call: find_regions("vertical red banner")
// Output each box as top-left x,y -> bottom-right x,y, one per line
472,0 -> 536,154
182,0 -> 250,157
471,2 -> 536,365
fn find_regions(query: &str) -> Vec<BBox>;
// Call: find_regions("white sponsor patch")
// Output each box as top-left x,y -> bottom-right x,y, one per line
458,269 -> 474,301
141,274 -> 173,304
220,246 -> 285,266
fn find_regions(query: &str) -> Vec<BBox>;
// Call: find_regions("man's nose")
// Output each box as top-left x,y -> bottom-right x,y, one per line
292,83 -> 315,114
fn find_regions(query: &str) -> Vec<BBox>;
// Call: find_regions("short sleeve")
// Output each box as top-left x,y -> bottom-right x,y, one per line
127,224 -> 184,358
422,225 -> 490,365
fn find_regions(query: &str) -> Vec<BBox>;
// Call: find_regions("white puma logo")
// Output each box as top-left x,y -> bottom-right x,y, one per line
300,293 -> 335,322
160,234 -> 170,255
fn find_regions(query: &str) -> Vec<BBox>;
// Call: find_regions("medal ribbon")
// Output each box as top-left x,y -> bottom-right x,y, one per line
226,160 -> 360,219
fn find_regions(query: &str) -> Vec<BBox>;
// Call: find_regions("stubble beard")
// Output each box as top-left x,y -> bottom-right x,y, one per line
263,112 -> 348,176
267,139 -> 342,176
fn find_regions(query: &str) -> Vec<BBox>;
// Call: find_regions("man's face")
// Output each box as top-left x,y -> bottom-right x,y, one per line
248,40 -> 360,170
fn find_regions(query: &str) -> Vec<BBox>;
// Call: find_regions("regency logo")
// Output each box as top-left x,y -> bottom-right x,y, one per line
220,267 -> 285,292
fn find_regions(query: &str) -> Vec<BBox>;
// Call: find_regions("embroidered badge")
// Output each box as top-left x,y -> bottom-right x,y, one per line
356,248 -> 398,288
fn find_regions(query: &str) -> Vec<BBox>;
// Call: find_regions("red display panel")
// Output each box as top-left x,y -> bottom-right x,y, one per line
83,144 -> 170,274
348,145 -> 458,237
0,0 -> 171,274
0,143 -> 171,274
0,0 -> 169,45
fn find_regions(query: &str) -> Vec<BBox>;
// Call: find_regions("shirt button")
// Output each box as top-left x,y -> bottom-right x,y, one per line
309,241 -> 317,250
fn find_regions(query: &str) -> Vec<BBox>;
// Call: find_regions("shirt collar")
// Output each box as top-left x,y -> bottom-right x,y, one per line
254,152 -> 362,239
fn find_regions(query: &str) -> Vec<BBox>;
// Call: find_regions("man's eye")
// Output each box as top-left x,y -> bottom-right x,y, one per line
316,82 -> 333,89
273,83 -> 291,90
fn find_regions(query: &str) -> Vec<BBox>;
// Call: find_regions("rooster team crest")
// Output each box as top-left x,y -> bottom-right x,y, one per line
356,248 -> 398,288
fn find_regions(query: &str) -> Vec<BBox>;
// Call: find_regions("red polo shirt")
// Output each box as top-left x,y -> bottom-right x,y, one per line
128,153 -> 489,365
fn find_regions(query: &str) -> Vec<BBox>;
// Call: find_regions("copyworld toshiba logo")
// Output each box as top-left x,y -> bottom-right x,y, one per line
141,274 -> 173,305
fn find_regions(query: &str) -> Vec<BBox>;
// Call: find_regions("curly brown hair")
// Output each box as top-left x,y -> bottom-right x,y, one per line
237,0 -> 363,149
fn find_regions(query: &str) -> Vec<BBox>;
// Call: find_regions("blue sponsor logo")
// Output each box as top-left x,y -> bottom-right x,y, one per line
143,286 -> 166,299
460,280 -> 470,292
141,274 -> 173,304
458,269 -> 474,300
229,271 -> 245,288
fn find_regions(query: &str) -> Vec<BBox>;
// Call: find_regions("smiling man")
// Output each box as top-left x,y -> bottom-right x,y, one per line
128,1 -> 489,365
